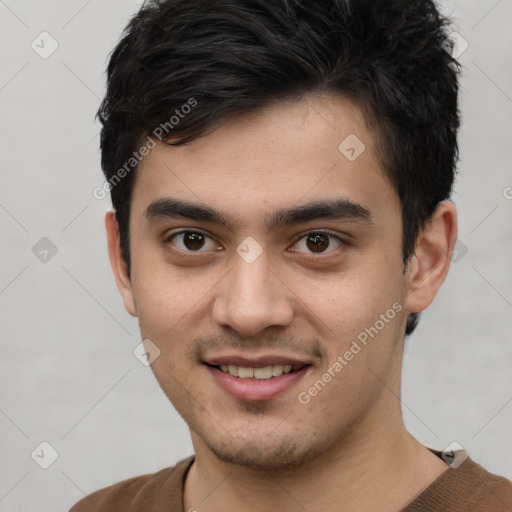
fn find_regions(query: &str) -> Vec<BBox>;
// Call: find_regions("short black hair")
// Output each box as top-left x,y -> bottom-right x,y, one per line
97,0 -> 461,335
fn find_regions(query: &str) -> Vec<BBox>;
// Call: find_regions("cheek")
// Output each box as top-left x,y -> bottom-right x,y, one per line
298,267 -> 406,368
299,266 -> 400,329
130,258 -> 211,334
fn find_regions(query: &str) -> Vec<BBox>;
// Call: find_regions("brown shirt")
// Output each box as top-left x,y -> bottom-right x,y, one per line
69,450 -> 512,511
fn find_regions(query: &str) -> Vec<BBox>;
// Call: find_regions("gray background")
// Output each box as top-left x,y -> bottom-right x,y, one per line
0,1 -> 511,510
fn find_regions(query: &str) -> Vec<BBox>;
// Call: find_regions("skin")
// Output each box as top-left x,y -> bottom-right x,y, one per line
106,94 -> 457,512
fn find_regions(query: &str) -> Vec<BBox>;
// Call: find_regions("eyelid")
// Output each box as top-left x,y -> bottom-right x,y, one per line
295,226 -> 354,240
291,228 -> 346,243
163,227 -> 214,241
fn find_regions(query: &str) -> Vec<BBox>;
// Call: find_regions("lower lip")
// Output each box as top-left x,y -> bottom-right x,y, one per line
205,365 -> 310,401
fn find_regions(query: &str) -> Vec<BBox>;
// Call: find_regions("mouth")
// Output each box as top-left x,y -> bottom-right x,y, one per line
202,356 -> 312,401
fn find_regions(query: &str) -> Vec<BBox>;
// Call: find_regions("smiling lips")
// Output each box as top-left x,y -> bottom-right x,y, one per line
204,354 -> 310,379
203,354 -> 312,400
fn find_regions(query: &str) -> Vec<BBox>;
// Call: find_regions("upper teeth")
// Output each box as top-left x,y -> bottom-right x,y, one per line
220,364 -> 294,379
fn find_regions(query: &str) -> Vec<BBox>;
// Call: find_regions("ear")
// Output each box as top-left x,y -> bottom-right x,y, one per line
404,200 -> 458,314
105,210 -> 137,317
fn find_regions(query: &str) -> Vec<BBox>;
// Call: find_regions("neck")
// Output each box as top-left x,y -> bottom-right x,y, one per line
183,396 -> 448,512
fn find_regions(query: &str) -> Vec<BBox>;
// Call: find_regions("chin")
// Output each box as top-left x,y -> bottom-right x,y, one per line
201,431 -> 325,471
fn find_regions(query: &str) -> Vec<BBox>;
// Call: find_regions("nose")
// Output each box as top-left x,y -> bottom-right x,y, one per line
212,250 -> 294,337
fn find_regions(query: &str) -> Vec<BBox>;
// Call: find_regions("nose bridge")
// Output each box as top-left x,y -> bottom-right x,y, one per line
233,251 -> 273,302
213,247 -> 293,335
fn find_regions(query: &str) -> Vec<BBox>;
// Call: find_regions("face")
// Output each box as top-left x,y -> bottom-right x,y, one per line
114,95 -> 418,469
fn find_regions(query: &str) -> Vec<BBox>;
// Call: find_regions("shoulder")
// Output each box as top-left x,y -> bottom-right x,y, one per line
68,456 -> 194,512
461,458 -> 512,510
406,453 -> 512,511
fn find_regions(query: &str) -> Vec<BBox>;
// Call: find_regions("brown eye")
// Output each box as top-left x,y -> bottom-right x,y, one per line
168,231 -> 220,253
292,231 -> 343,255
182,232 -> 205,251
306,233 -> 330,252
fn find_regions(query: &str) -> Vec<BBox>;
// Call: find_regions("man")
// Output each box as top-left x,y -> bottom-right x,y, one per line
70,0 -> 512,511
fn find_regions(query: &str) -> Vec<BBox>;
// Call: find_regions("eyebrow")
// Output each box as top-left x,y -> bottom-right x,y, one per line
145,197 -> 372,231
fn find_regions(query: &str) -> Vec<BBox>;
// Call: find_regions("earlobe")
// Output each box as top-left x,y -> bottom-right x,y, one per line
105,210 -> 137,317
404,201 -> 458,314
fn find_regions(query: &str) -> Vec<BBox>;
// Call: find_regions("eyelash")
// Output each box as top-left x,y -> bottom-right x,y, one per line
162,229 -> 348,260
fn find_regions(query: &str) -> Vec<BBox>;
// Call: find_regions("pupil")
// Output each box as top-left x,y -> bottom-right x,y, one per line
306,233 -> 329,253
184,232 -> 205,251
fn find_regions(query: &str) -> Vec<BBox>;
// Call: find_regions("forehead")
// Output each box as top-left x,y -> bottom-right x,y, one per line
130,94 -> 399,229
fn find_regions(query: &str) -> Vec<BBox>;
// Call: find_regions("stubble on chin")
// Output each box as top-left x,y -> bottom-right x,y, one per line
204,435 -> 309,471
196,405 -> 327,471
